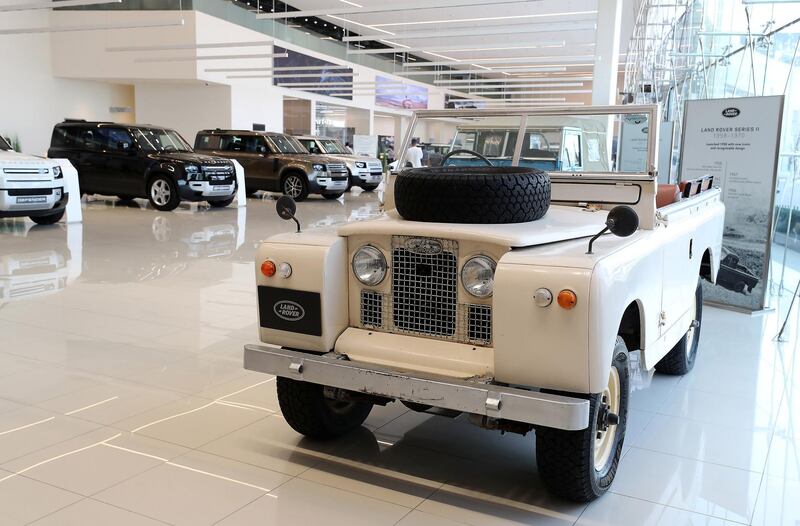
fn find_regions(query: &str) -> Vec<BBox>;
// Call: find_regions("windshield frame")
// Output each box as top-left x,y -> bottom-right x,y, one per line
132,127 -> 193,153
0,136 -> 12,151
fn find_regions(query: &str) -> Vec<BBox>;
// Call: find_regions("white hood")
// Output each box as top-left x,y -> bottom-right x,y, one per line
336,207 -> 608,248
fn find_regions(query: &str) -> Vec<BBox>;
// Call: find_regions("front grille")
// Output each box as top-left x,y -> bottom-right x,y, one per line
202,165 -> 233,174
356,236 -> 493,346
8,188 -> 53,196
3,167 -> 49,175
326,163 -> 348,177
392,237 -> 458,337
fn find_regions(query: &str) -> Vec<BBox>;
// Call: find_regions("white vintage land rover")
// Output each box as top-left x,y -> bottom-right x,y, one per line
243,105 -> 724,501
0,136 -> 68,225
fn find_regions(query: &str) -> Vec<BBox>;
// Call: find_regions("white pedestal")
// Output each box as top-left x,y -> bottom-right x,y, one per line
51,158 -> 82,223
232,160 -> 247,208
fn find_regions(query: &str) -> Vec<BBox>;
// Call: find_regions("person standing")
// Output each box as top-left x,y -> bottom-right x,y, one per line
406,138 -> 423,168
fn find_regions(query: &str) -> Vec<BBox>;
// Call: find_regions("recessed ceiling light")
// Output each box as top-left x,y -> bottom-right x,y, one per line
339,0 -> 363,6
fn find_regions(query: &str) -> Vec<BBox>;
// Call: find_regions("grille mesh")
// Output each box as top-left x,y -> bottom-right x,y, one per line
392,237 -> 458,337
357,237 -> 493,345
360,290 -> 383,328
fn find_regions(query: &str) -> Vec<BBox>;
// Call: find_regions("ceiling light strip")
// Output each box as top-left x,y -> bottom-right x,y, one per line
0,18 -> 185,35
371,10 -> 598,28
343,21 -> 597,42
0,0 -> 119,12
230,73 -> 359,79
404,55 -> 612,67
447,89 -> 591,95
135,52 -> 288,63
434,76 -> 593,84
205,65 -> 352,73
394,66 -> 567,76
346,41 -> 566,55
106,40 -> 273,52
256,0 -> 536,19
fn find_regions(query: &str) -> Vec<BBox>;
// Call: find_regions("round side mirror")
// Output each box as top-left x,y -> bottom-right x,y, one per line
606,205 -> 639,237
276,195 -> 297,220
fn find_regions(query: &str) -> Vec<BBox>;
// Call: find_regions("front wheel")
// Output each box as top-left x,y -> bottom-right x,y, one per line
276,377 -> 372,439
361,183 -> 379,192
323,192 -> 344,200
655,279 -> 702,375
30,210 -> 65,225
536,338 -> 629,502
208,197 -> 234,208
148,176 -> 180,211
282,173 -> 309,202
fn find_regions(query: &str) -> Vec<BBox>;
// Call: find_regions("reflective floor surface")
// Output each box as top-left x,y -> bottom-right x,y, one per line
0,191 -> 799,525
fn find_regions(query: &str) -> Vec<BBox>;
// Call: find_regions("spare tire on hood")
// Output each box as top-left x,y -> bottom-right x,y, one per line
394,166 -> 550,224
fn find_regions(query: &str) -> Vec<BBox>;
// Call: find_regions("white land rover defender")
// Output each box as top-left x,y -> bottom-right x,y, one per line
0,136 -> 67,225
243,105 -> 725,501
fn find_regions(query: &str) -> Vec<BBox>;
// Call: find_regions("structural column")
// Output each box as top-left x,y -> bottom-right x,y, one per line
592,0 -> 623,105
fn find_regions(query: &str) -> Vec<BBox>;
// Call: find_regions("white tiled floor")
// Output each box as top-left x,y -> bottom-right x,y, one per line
0,191 -> 799,525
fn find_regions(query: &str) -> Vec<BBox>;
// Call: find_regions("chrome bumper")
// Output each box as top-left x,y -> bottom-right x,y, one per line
243,344 -> 590,431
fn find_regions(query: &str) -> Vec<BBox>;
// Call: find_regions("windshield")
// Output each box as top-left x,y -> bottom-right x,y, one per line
319,139 -> 349,155
0,136 -> 11,151
133,128 -> 193,153
266,135 -> 308,154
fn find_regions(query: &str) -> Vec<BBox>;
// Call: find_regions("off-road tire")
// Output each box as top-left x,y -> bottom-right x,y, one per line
30,210 -> 65,225
361,183 -> 379,192
394,167 -> 550,224
208,197 -> 234,208
282,173 -> 309,202
323,192 -> 344,200
147,175 -> 180,211
276,377 -> 373,439
536,338 -> 629,502
655,279 -> 702,375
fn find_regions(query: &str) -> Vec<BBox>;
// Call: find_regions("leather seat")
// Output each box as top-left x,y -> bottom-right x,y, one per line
656,184 -> 680,208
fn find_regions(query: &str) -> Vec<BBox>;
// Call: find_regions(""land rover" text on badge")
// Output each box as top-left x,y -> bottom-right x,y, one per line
405,237 -> 443,255
273,300 -> 305,321
722,107 -> 740,118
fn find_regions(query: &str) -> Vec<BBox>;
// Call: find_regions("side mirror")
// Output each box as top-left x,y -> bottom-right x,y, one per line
606,205 -> 639,237
276,195 -> 301,233
587,205 -> 639,254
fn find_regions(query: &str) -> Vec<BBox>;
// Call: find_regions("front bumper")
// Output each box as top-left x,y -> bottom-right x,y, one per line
308,172 -> 348,194
181,180 -> 236,201
0,188 -> 68,217
350,167 -> 383,186
244,344 -> 590,431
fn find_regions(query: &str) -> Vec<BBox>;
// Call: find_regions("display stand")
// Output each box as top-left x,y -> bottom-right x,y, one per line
51,159 -> 82,223
232,160 -> 247,208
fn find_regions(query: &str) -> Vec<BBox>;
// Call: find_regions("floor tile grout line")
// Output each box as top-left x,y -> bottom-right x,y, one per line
605,488 -> 753,526
626,444 -> 770,475
745,385 -> 787,525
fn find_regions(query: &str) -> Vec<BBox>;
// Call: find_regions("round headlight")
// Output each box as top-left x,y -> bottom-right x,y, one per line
313,164 -> 325,172
355,161 -> 367,168
52,166 -> 63,178
461,256 -> 496,298
352,245 -> 387,286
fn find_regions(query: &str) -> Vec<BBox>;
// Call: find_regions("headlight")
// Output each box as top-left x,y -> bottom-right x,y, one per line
52,166 -> 62,179
352,245 -> 387,286
355,161 -> 367,168
461,256 -> 496,298
313,164 -> 326,172
185,164 -> 199,173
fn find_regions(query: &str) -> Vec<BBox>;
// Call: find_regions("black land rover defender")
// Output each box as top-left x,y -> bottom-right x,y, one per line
48,120 -> 237,211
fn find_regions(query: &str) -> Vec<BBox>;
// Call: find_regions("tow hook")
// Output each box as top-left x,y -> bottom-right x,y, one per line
597,401 -> 619,434
690,320 -> 700,329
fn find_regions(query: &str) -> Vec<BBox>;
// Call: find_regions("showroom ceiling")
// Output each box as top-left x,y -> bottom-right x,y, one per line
240,0 -> 635,81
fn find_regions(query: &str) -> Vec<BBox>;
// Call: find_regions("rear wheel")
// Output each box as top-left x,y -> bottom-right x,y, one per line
655,279 -> 702,375
30,210 -> 65,225
208,197 -> 234,208
536,338 -> 629,502
148,176 -> 180,211
282,173 -> 309,202
276,377 -> 372,439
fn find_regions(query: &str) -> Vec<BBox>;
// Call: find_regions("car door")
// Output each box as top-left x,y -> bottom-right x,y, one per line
75,127 -> 106,193
99,127 -> 142,195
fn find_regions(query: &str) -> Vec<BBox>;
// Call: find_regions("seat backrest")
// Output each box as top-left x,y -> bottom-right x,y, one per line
656,184 -> 680,208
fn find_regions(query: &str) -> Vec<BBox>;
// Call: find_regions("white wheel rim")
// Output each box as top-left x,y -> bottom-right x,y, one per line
151,179 -> 171,206
594,367 -> 620,471
686,290 -> 699,360
285,176 -> 302,198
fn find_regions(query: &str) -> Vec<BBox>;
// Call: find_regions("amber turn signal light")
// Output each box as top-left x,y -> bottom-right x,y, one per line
261,260 -> 276,277
557,289 -> 577,309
